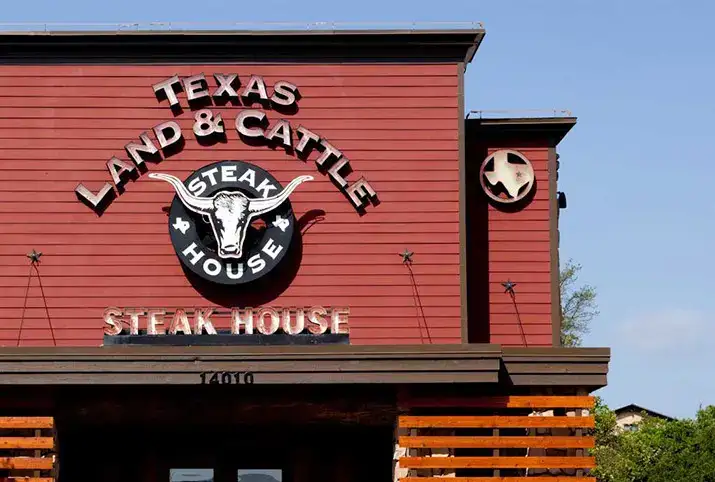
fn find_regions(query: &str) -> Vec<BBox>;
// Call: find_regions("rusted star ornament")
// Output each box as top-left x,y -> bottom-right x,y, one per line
501,280 -> 517,294
399,249 -> 414,264
26,249 -> 43,264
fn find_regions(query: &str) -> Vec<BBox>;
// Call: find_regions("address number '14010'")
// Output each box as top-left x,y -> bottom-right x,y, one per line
200,371 -> 255,385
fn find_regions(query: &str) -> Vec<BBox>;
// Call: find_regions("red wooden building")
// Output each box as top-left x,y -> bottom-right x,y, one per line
0,26 -> 609,482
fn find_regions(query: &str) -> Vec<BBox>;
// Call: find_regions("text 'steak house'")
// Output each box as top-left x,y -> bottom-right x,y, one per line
0,26 -> 609,482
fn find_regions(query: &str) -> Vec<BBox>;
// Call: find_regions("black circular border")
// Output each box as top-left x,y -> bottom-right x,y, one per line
167,160 -> 296,285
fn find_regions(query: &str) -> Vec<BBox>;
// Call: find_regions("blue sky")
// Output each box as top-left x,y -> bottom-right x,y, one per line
4,1 -> 714,418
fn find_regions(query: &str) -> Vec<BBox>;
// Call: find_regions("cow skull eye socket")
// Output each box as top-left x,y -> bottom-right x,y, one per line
251,218 -> 266,229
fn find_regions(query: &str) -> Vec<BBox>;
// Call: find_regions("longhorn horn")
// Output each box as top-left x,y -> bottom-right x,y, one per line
148,173 -> 213,214
249,175 -> 313,215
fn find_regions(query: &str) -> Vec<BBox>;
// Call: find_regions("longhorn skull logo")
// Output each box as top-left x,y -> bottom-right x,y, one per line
149,172 -> 313,259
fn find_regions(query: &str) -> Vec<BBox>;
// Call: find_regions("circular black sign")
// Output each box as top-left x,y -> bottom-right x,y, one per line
153,160 -> 310,285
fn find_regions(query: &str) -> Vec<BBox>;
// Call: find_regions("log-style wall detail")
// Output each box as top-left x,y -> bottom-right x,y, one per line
0,417 -> 56,482
396,395 -> 595,482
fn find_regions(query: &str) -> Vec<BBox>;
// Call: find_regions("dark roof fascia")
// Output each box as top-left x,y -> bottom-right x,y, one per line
462,31 -> 485,68
0,29 -> 485,65
0,28 -> 481,37
614,404 -> 675,421
501,347 -> 610,390
0,344 -> 609,390
466,117 -> 577,147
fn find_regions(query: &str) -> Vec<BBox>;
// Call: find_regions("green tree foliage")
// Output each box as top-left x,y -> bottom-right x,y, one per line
558,262 -> 715,480
560,258 -> 599,347
592,399 -> 715,482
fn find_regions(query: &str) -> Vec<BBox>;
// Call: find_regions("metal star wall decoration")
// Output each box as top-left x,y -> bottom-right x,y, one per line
501,280 -> 517,294
26,249 -> 43,264
399,249 -> 414,264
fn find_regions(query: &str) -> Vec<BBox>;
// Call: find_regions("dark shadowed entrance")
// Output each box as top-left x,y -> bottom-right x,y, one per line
59,422 -> 393,482
52,385 -> 396,482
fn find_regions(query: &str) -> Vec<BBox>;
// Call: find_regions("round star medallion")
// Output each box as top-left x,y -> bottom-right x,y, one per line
479,149 -> 535,204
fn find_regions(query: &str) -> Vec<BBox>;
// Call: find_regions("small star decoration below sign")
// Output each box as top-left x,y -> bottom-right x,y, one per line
399,249 -> 414,264
26,249 -> 43,264
501,280 -> 517,294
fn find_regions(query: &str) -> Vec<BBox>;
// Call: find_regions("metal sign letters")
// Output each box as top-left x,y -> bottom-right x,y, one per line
103,306 -> 350,336
75,73 -> 378,214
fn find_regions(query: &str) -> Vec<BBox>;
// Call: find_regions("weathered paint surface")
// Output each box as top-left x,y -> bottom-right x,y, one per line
0,64 -> 464,346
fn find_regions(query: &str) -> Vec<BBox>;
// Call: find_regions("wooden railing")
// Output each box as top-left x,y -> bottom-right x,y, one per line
396,396 -> 595,482
0,417 -> 56,482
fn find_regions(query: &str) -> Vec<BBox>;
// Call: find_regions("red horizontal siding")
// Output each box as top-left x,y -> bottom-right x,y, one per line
0,296 -> 463,309
0,150 -> 457,161
0,76 -> 458,87
0,108 -> 457,120
0,243 -> 461,256
0,64 -> 459,76
0,118 -> 457,130
490,334 -> 553,346
0,131 -> 460,142
487,147 -> 553,347
0,63 -> 461,347
7,338 -> 462,347
0,97 -> 459,109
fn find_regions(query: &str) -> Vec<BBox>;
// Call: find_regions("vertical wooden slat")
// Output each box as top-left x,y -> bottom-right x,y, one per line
33,428 -> 42,478
575,400 -> 584,478
576,393 -> 586,478
492,428 -> 500,478
575,427 -> 584,477
52,423 -> 59,482
409,428 -> 417,479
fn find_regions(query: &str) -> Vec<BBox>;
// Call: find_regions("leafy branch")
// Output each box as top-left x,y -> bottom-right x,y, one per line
560,258 -> 599,347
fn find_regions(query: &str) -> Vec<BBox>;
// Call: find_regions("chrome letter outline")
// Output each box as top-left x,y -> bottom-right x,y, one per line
150,160 -> 312,285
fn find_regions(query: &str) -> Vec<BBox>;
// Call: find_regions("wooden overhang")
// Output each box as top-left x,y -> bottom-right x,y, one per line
0,344 -> 609,389
0,28 -> 485,65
